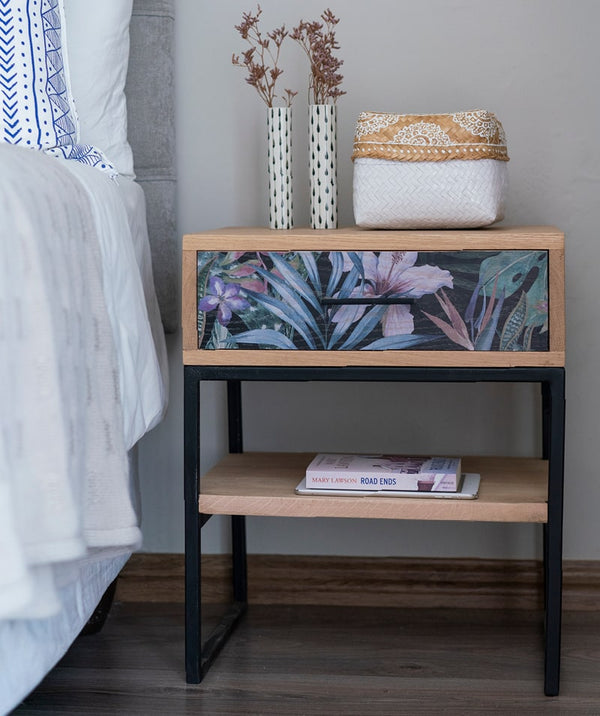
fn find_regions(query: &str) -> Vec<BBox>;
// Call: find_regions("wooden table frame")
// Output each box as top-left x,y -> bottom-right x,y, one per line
183,225 -> 566,695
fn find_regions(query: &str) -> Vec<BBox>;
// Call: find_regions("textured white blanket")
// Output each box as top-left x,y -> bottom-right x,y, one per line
0,145 -> 166,620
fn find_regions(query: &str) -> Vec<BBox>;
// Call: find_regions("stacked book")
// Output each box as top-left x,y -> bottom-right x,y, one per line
296,454 -> 480,499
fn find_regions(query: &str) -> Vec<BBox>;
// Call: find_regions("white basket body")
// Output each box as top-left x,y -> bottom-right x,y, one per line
353,157 -> 508,229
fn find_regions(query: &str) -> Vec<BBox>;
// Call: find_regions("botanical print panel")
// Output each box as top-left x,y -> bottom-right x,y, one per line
197,250 -> 548,351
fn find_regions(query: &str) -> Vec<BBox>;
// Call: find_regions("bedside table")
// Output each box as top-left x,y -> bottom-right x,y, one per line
182,226 -> 565,695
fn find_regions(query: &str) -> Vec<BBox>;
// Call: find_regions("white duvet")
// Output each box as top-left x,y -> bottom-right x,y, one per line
0,144 -> 168,621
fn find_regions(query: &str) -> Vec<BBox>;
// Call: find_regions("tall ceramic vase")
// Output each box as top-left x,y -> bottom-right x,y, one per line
309,104 -> 338,229
267,107 -> 293,230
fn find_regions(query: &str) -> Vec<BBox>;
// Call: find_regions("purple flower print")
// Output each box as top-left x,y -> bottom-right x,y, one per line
198,276 -> 249,326
331,251 -> 453,337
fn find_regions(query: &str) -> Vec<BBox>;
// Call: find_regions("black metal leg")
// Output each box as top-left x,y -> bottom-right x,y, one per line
184,367 -> 202,683
227,380 -> 243,452
541,382 -> 551,461
184,374 -> 248,684
541,383 -> 550,619
227,380 -> 248,604
543,369 -> 566,696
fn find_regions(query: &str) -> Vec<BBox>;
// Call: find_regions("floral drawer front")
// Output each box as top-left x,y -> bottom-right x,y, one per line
197,250 -> 549,351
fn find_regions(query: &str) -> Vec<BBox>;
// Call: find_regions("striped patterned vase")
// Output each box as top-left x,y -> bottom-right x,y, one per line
309,104 -> 338,229
267,107 -> 293,230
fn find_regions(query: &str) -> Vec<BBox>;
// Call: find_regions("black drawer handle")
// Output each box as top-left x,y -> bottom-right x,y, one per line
321,297 -> 415,306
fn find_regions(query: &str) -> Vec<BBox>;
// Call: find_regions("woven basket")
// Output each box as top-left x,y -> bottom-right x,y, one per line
352,110 -> 509,229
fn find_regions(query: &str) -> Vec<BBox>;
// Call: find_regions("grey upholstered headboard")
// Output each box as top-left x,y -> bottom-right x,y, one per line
126,0 -> 177,333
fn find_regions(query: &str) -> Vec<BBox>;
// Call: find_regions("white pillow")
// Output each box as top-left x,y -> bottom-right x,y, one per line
1,0 -> 116,176
63,0 -> 135,178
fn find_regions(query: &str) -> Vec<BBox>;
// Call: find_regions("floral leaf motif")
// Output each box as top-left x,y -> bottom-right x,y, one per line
478,274 -> 499,335
251,265 -> 324,346
268,252 -> 323,315
500,291 -> 528,351
338,304 -> 387,350
434,289 -> 472,346
206,320 -> 236,350
347,251 -> 365,279
196,253 -> 216,342
327,308 -> 361,349
232,329 -> 298,349
300,251 -> 322,296
521,262 -> 548,331
464,277 -> 483,331
522,324 -> 535,351
362,334 -> 437,350
422,311 -> 474,351
325,268 -> 366,349
242,288 -> 316,349
326,251 -> 345,297
478,251 -> 546,299
336,266 -> 362,300
474,292 -> 504,351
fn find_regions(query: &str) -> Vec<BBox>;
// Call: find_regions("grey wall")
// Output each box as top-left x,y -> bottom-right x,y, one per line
138,0 -> 600,561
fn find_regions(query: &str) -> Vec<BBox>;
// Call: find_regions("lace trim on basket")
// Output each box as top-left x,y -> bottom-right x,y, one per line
352,109 -> 509,162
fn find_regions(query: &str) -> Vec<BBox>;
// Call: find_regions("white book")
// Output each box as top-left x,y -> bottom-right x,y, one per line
296,473 -> 481,500
305,453 -> 462,492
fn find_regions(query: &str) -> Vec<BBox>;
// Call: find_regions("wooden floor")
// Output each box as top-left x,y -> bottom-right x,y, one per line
12,602 -> 600,715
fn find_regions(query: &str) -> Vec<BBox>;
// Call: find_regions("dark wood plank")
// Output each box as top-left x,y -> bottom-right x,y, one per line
116,553 -> 600,611
12,603 -> 600,714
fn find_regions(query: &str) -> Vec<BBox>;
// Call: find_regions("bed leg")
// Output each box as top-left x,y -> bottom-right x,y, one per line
80,578 -> 118,636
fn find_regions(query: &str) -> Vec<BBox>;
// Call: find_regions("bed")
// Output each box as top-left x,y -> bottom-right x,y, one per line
0,1 -> 175,712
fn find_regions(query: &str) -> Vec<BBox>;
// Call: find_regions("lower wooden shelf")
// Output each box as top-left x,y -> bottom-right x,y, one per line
199,453 -> 548,523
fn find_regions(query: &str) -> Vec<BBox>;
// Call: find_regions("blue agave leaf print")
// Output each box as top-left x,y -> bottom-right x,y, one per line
347,252 -> 365,280
361,334 -> 437,350
326,251 -> 345,298
326,267 -> 363,349
232,329 -> 298,349
336,266 -> 361,299
300,252 -> 321,296
267,252 -> 323,315
242,289 -> 317,349
338,304 -> 387,350
251,265 -> 324,346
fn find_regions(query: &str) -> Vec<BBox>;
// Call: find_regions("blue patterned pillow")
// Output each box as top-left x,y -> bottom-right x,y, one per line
0,0 -> 116,176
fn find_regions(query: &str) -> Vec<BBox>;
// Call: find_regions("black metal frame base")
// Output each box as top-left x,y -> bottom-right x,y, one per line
184,365 -> 565,695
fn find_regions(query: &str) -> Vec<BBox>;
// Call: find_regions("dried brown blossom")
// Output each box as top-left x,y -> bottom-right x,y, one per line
291,9 -> 345,104
232,5 -> 297,107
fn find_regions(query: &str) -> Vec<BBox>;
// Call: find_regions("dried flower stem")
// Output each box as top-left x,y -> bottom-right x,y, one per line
291,9 -> 345,105
232,5 -> 297,107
